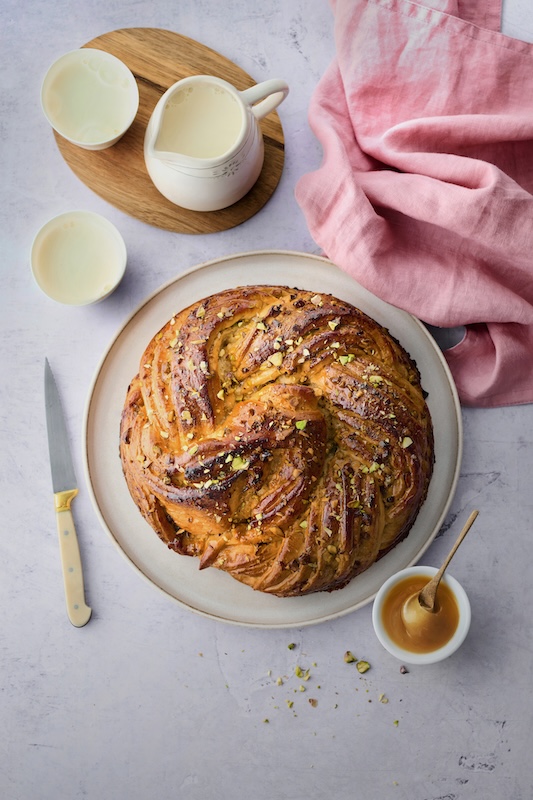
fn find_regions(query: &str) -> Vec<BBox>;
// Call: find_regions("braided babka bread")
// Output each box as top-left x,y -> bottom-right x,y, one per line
120,285 -> 434,597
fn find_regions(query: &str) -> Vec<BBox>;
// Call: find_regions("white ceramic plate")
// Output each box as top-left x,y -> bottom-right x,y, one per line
83,251 -> 462,627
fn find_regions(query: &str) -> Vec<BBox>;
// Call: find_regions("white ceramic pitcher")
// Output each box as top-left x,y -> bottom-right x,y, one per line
144,74 -> 289,212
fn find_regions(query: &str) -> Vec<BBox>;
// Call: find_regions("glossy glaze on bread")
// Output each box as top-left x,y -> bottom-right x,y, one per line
120,286 -> 434,596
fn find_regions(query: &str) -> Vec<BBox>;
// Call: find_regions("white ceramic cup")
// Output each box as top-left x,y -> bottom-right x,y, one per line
144,74 -> 289,211
31,211 -> 127,305
372,565 -> 471,665
41,48 -> 139,150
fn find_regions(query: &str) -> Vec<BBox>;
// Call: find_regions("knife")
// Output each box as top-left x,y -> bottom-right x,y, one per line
44,358 -> 92,627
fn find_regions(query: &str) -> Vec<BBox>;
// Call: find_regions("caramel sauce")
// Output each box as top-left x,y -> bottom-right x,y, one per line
382,575 -> 460,654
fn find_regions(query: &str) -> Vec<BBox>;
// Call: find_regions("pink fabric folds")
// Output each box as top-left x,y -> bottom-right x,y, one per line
295,0 -> 533,407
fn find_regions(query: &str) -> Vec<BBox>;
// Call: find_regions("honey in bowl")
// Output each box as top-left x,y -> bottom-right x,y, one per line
381,574 -> 460,654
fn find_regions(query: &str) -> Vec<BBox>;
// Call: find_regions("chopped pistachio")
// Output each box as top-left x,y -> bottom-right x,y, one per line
216,389 -> 225,400
195,305 -> 205,318
328,319 -> 340,331
276,677 -> 283,686
267,351 -> 283,367
160,431 -> 169,439
369,375 -> 383,383
344,651 -> 356,664
187,444 -> 199,456
393,720 -> 399,727
327,544 -> 337,555
310,294 -> 323,306
298,685 -> 306,692
401,436 -> 413,449
299,520 -> 308,529
294,665 -> 311,681
181,409 -> 192,421
256,321 -> 267,331
287,643 -> 296,650
356,660 -> 371,674
286,700 -> 294,709
379,694 -> 389,704
295,420 -> 307,430
230,456 -> 250,471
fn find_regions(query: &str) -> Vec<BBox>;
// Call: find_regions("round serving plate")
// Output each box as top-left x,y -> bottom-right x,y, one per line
83,251 -> 462,628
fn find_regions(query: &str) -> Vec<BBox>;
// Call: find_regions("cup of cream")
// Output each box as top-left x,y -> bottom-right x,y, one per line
41,48 -> 139,150
372,566 -> 471,665
31,211 -> 127,305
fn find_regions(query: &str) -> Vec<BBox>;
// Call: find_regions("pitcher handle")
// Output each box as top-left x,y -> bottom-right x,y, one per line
239,79 -> 289,121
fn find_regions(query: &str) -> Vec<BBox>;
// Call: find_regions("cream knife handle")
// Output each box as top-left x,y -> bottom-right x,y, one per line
54,490 -> 92,627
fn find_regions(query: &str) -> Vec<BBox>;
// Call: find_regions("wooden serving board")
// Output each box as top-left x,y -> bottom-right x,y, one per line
53,28 -> 285,234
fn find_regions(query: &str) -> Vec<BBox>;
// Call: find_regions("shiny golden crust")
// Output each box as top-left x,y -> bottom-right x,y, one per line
120,286 -> 434,597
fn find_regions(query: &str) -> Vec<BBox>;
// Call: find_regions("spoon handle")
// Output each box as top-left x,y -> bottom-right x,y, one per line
420,509 -> 479,609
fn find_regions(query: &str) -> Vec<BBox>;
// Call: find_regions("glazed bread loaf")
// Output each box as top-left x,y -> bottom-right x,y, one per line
120,286 -> 434,597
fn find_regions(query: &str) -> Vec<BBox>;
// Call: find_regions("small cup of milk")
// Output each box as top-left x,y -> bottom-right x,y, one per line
41,48 -> 139,150
31,211 -> 127,305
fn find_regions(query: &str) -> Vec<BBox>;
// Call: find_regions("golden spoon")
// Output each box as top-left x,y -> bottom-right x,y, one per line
402,510 -> 479,626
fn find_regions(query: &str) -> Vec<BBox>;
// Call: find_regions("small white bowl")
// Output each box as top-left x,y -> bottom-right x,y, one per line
372,566 -> 471,665
41,48 -> 139,150
31,211 -> 127,305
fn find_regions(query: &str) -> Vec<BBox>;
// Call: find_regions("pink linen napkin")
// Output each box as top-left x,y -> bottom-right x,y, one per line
295,0 -> 533,407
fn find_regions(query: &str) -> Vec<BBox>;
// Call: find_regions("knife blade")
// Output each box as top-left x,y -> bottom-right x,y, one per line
44,358 -> 92,627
